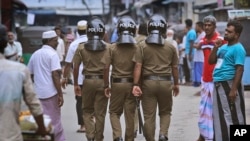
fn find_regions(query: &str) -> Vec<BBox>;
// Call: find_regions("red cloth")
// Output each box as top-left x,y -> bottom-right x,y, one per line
200,32 -> 226,82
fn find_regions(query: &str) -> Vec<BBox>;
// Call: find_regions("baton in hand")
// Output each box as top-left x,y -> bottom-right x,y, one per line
136,97 -> 144,134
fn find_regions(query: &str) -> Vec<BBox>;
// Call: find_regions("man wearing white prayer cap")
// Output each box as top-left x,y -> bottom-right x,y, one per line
28,30 -> 66,141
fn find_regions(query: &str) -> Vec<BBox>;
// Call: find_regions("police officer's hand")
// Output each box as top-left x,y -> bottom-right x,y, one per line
104,88 -> 111,98
172,85 -> 179,97
74,85 -> 81,97
132,86 -> 142,97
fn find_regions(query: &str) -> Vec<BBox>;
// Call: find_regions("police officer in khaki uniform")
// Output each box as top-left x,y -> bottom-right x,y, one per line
132,14 -> 179,141
103,16 -> 137,141
73,17 -> 111,141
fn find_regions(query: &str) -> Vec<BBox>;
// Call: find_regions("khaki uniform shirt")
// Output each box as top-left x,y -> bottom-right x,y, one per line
103,43 -> 137,78
133,41 -> 178,75
74,43 -> 111,75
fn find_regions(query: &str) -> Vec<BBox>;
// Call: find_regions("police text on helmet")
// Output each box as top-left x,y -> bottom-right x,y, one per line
88,28 -> 103,32
119,23 -> 136,28
149,22 -> 165,28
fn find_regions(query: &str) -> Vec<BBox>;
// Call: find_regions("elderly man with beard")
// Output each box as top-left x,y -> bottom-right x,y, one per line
166,29 -> 179,58
4,31 -> 23,62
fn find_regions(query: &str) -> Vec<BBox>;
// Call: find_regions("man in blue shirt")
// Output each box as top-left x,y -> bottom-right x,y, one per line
209,20 -> 246,141
183,19 -> 196,85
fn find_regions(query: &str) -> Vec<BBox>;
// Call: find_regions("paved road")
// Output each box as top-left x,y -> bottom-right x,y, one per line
61,85 -> 250,141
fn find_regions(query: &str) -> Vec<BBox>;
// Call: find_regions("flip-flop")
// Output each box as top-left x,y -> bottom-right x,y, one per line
76,129 -> 85,133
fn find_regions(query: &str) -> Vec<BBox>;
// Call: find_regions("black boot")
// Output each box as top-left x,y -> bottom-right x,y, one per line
158,134 -> 168,141
114,137 -> 123,141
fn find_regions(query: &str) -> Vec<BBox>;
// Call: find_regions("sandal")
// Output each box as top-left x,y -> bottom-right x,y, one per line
76,128 -> 85,133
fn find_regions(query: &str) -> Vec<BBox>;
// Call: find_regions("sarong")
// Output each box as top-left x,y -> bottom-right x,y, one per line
40,95 -> 66,141
213,80 -> 246,141
198,81 -> 214,140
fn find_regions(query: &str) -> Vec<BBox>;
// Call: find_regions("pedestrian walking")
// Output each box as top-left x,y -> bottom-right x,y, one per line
61,20 -> 88,133
73,17 -> 111,141
103,15 -> 137,141
54,26 -> 66,67
27,30 -> 65,141
209,20 -> 246,141
0,24 -> 47,141
196,15 -> 226,141
132,14 -> 179,141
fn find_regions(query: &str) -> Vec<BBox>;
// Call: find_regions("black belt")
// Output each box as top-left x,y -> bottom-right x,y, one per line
85,75 -> 103,79
112,78 -> 133,83
143,75 -> 171,81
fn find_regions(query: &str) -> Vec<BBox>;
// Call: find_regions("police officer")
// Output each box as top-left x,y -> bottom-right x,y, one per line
73,17 -> 111,141
103,15 -> 137,141
132,14 -> 179,141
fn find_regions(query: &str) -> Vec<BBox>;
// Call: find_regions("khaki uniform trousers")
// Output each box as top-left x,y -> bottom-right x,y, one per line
141,80 -> 173,141
109,82 -> 136,141
82,79 -> 109,141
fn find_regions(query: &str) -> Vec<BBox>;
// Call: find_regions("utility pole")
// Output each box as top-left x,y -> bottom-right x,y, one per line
82,0 -> 92,16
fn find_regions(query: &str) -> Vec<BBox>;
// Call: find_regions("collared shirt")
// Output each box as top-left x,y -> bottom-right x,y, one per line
65,35 -> 87,85
193,31 -> 205,62
0,53 -> 43,141
74,42 -> 111,75
213,43 -> 246,81
28,45 -> 61,99
200,32 -> 225,82
102,43 -> 137,78
4,41 -> 23,61
133,41 -> 178,76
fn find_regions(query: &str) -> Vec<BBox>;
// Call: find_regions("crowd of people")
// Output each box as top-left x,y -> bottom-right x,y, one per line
0,13 -> 247,141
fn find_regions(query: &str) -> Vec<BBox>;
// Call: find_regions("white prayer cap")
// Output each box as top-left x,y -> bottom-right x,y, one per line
167,29 -> 174,34
77,20 -> 87,30
42,30 -> 57,39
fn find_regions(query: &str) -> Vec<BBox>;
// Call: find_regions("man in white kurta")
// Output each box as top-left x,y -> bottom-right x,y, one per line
28,30 -> 65,141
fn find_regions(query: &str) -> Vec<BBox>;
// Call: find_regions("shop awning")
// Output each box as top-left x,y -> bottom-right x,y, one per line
13,0 -> 28,11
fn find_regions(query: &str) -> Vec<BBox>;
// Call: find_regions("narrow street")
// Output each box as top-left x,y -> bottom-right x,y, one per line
61,85 -> 250,141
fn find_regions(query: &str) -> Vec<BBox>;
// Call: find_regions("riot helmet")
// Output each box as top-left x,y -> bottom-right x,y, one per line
116,15 -> 136,44
0,24 -> 8,53
146,14 -> 167,46
85,17 -> 106,51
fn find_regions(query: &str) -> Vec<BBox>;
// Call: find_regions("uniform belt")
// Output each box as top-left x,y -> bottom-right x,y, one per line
112,78 -> 133,83
143,75 -> 171,81
85,75 -> 103,79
